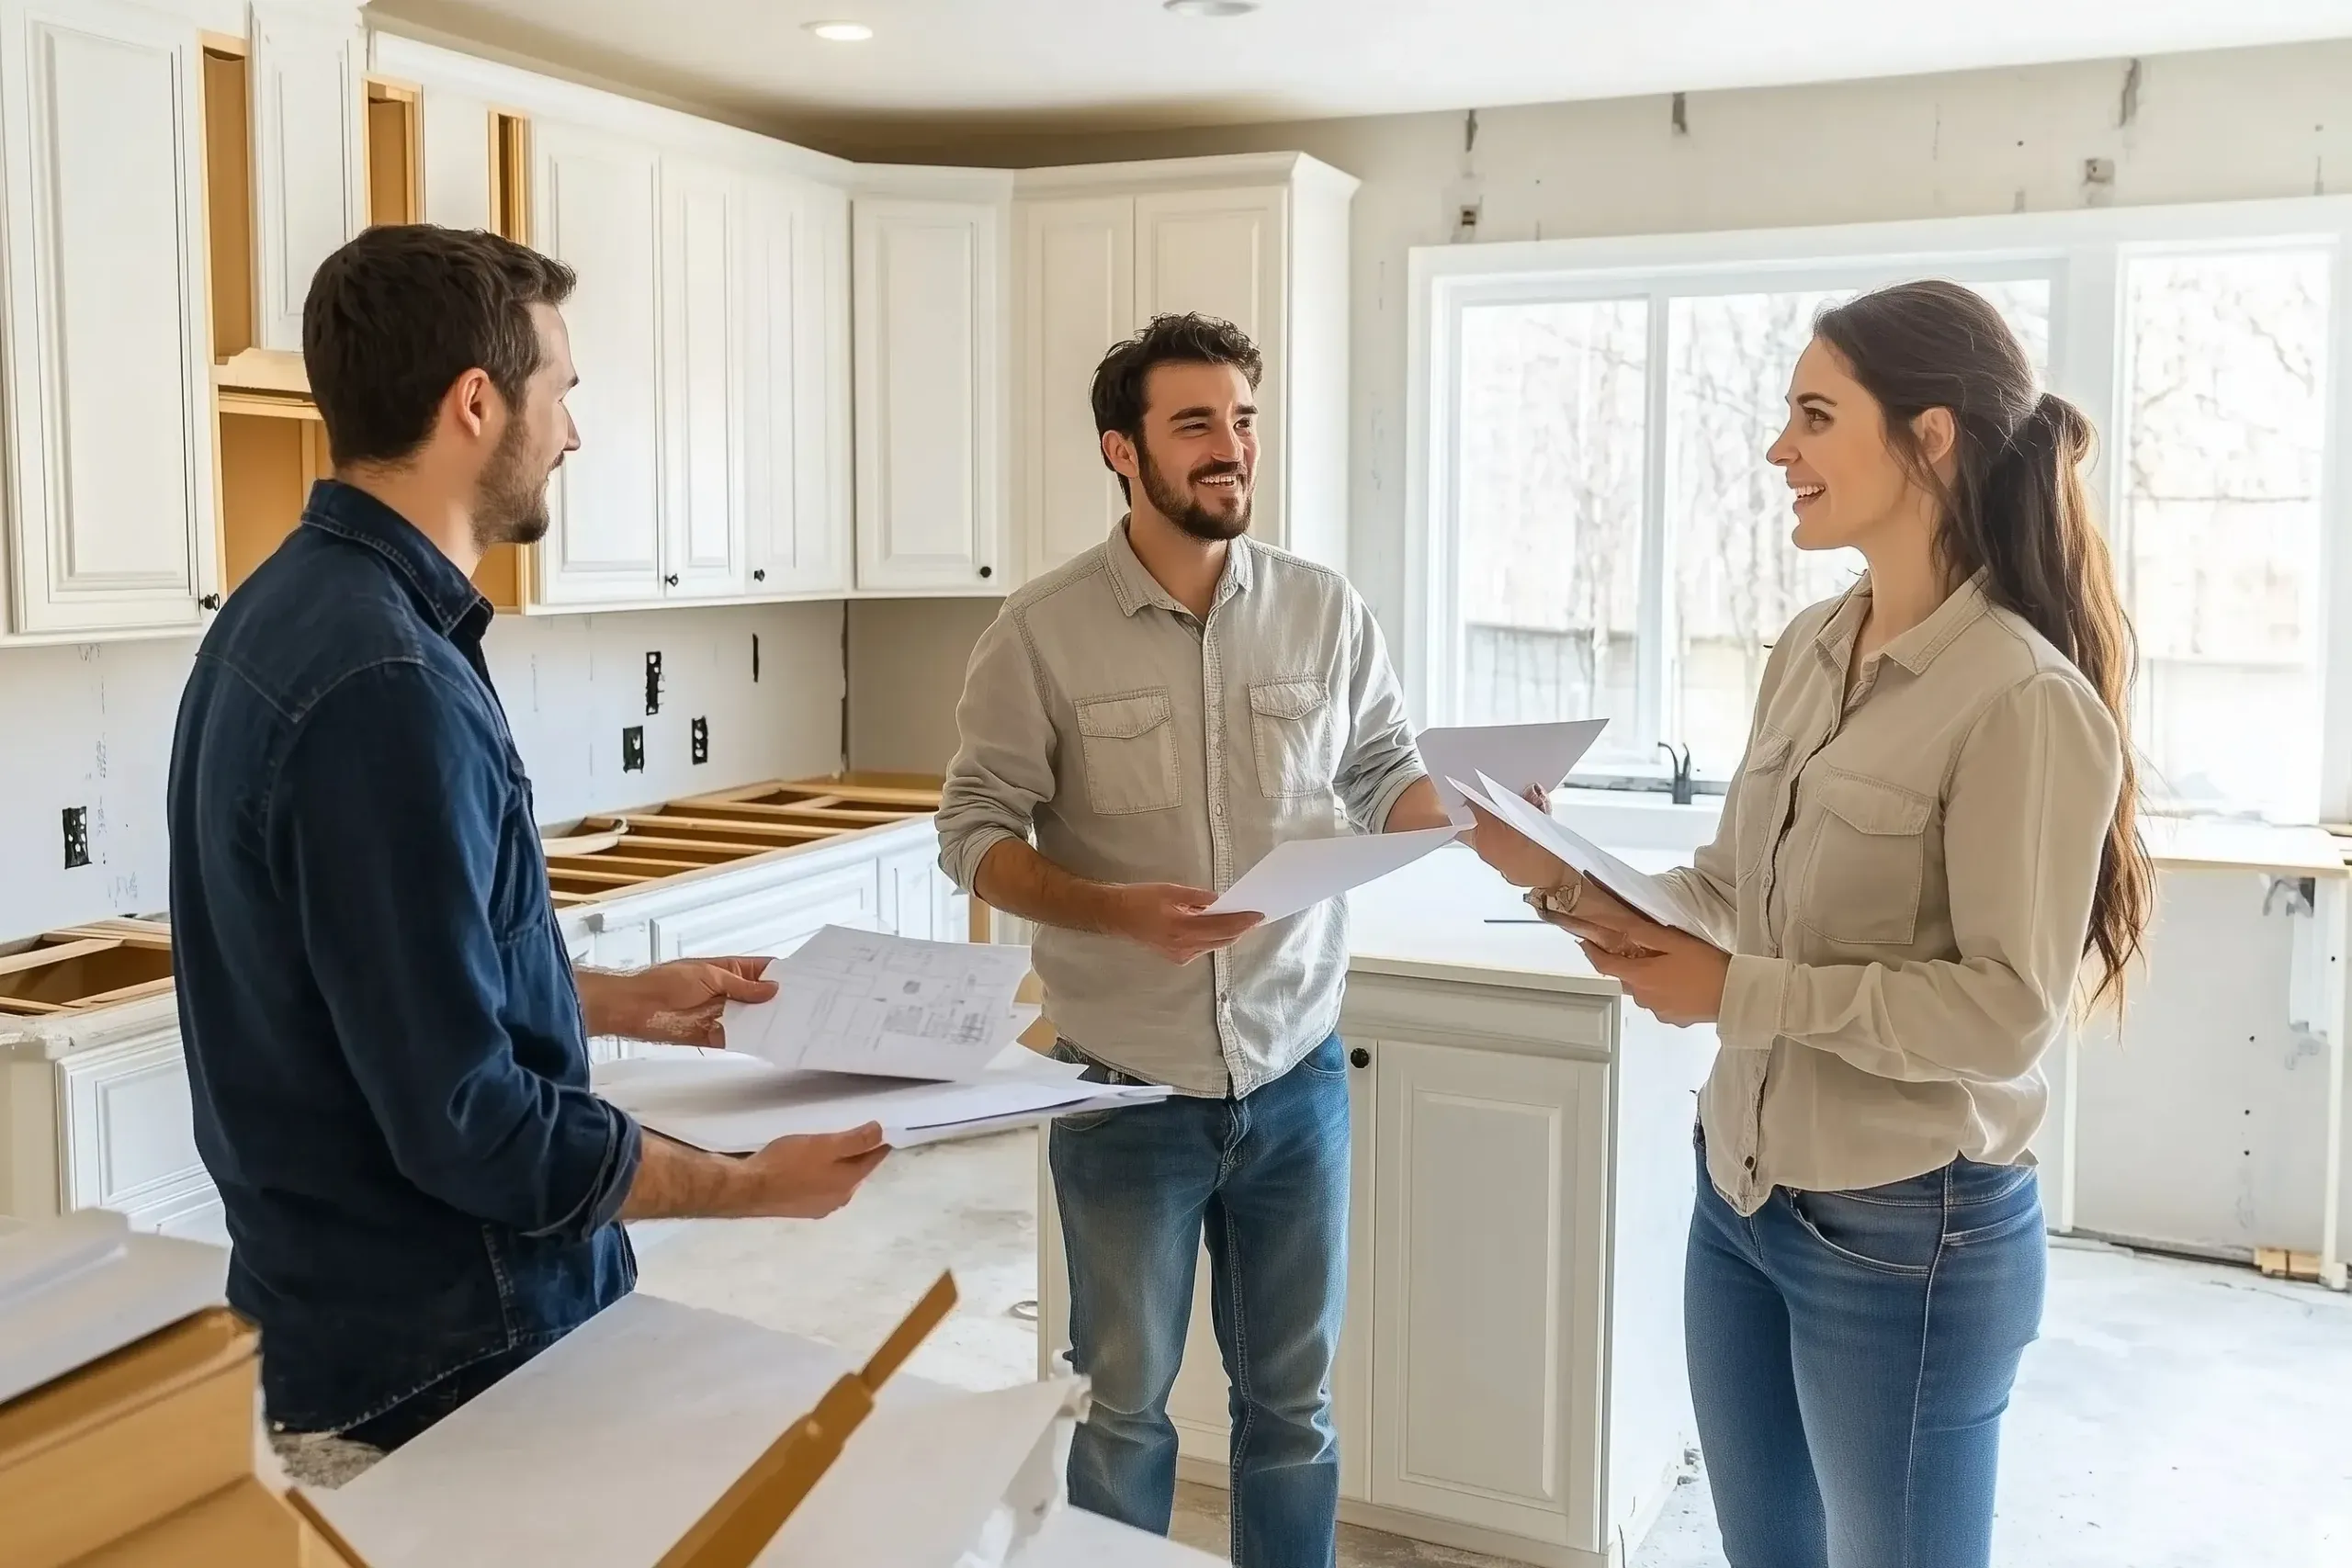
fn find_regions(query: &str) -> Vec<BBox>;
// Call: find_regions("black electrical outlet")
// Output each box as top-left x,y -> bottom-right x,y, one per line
752,634 -> 761,682
621,726 -> 645,773
62,807 -> 89,869
643,650 -> 662,715
691,716 -> 709,765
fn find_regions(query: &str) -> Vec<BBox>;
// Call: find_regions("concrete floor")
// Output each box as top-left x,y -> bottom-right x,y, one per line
637,1129 -> 2352,1567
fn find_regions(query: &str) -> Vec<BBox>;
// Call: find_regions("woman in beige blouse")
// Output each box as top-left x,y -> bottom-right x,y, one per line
1469,280 -> 2153,1568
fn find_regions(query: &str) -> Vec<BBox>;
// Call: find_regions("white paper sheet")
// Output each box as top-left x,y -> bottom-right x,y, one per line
1416,718 -> 1611,824
1204,825 -> 1462,922
1456,771 -> 1717,940
723,926 -> 1035,1080
597,1052 -> 1167,1154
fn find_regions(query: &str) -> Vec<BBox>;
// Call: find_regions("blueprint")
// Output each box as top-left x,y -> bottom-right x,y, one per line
721,926 -> 1037,1080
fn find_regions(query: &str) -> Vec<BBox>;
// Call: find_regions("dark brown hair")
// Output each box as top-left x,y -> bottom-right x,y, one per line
1815,279 -> 2152,1009
302,224 -> 575,468
1091,312 -> 1263,501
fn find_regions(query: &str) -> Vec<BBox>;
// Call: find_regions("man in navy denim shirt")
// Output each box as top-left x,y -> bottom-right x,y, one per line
169,225 -> 889,1452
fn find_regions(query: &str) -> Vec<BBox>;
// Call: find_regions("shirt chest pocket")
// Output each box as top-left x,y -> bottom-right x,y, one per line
491,755 -> 550,942
1075,689 -> 1182,816
1732,729 -> 1795,882
1797,770 -> 1935,947
1249,677 -> 1339,798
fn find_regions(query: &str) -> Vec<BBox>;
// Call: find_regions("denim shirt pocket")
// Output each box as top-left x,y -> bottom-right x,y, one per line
1074,689 -> 1182,816
1249,676 -> 1339,798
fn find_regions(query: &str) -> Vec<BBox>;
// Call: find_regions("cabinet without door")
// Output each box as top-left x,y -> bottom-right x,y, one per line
0,0 -> 218,637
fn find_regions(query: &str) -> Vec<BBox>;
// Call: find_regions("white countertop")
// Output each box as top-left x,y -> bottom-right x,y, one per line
1344,839 -> 1655,999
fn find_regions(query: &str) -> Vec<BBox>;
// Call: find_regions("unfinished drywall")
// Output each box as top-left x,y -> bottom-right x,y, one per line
830,37 -> 2352,724
844,598 -> 1002,777
0,600 -> 846,940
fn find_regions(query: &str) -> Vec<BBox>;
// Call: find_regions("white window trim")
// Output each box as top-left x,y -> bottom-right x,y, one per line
1406,196 -> 2352,819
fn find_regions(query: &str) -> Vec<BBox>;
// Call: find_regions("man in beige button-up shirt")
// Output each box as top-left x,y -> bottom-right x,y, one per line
937,314 -> 1443,1564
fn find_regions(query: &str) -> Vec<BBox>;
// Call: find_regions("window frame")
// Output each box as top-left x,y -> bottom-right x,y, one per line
1406,196 -> 2352,819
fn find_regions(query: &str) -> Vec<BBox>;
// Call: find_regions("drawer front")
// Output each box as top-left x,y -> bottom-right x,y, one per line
59,1035 -> 217,1228
648,863 -> 881,963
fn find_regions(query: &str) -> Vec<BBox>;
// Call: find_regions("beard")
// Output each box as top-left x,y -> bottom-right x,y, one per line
471,415 -> 554,551
1137,445 -> 1251,543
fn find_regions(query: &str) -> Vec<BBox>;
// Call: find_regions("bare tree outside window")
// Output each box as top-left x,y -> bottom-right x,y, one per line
1455,299 -> 1649,759
2122,252 -> 2330,821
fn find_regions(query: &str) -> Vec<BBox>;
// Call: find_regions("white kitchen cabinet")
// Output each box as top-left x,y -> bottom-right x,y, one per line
647,862 -> 880,963
1018,197 -> 1135,574
0,0 -> 216,637
658,155 -> 746,600
1012,155 -> 1357,581
529,118 -> 666,607
851,186 -> 1010,594
1369,1039 -> 1609,1548
1,1002 -> 220,1240
742,175 -> 853,597
248,1 -> 366,355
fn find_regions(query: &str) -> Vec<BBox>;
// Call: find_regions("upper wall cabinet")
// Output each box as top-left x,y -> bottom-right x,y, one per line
742,176 -> 853,598
851,176 -> 1012,595
527,118 -> 666,607
247,2 -> 366,356
659,154 -> 747,601
1013,155 -> 1359,581
0,0 -> 217,637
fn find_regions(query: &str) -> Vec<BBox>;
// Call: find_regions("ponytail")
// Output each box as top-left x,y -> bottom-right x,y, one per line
1816,283 -> 2153,1010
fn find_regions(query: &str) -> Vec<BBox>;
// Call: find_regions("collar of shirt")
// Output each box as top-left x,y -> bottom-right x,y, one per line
1103,514 -> 1255,621
1810,568 -> 1994,686
297,479 -> 494,646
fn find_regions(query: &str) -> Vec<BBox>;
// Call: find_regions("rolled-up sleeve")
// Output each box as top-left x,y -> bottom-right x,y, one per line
274,662 -> 638,1241
937,609 -> 1058,892
1717,671 -> 2122,1085
1334,594 -> 1427,832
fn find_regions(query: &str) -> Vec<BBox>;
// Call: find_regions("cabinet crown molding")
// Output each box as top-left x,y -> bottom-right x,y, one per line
1013,151 -> 1358,200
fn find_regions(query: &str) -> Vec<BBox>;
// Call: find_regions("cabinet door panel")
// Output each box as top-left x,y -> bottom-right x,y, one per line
1134,186 -> 1287,551
61,1034 -> 217,1230
0,0 -> 213,634
1020,197 -> 1132,578
531,121 -> 662,605
853,197 -> 1001,592
1370,1041 -> 1607,1548
250,2 -> 364,354
743,177 -> 850,596
661,161 -> 742,598
648,864 -> 880,963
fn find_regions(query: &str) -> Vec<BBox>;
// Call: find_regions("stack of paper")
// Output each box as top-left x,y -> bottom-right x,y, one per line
1416,718 -> 1610,824
605,929 -> 1171,1152
1453,771 -> 1718,939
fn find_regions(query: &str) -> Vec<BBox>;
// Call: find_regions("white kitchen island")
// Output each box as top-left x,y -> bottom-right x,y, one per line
1035,839 -> 1715,1568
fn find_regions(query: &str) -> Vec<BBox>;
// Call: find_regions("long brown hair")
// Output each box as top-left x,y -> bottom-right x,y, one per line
1815,280 -> 2152,1009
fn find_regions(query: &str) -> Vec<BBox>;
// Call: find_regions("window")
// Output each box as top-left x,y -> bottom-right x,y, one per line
1415,201 -> 2352,820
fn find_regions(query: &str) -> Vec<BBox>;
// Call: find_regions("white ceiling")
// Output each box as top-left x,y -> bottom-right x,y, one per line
369,0 -> 2352,139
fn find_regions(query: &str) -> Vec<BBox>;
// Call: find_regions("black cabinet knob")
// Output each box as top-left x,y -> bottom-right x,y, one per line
1350,1047 -> 1371,1070
752,569 -> 766,582
978,565 -> 994,580
663,573 -> 680,587
198,592 -> 221,611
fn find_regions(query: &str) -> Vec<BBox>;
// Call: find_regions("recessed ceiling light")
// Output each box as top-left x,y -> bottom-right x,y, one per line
1164,0 -> 1259,17
804,19 -> 873,41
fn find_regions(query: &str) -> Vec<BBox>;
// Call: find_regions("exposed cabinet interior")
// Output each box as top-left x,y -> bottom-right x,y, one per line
0,923 -> 176,1016
218,398 -> 330,592
201,39 -> 255,365
366,78 -> 421,228
540,776 -> 944,905
490,111 -> 531,242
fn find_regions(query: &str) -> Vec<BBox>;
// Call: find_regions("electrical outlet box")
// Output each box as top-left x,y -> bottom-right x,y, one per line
691,717 -> 709,765
644,651 -> 663,716
62,807 -> 89,869
621,727 -> 645,773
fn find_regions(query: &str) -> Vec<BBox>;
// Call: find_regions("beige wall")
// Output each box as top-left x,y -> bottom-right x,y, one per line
845,598 -> 1003,776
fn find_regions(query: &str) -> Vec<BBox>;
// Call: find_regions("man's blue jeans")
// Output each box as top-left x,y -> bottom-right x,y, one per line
1686,1134 -> 2047,1568
1050,1033 -> 1351,1568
